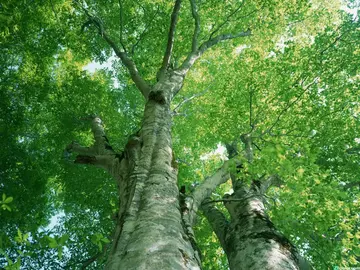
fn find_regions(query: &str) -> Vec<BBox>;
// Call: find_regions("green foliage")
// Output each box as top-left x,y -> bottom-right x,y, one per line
1,0 -> 359,269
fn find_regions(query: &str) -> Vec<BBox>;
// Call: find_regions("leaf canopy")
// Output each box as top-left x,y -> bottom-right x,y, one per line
1,0 -> 359,269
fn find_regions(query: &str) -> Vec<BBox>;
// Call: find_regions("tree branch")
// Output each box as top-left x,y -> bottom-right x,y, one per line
75,1 -> 151,98
240,133 -> 254,163
346,147 -> 360,155
266,77 -> 318,134
189,0 -> 200,53
178,29 -> 251,74
158,0 -> 182,79
101,33 -> 150,98
209,0 -> 246,40
131,6 -> 160,54
118,0 -> 126,52
200,199 -> 229,249
343,181 -> 360,189
65,116 -> 124,171
80,241 -> 110,269
183,161 -> 230,226
256,174 -> 283,194
172,85 -> 211,114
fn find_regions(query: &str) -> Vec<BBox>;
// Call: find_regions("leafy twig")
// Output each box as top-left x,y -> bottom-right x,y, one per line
209,0 -> 246,40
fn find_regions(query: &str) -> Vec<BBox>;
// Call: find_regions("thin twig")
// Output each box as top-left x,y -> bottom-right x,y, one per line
209,0 -> 246,40
266,78 -> 318,134
131,6 -> 160,54
173,84 -> 212,113
178,29 -> 251,74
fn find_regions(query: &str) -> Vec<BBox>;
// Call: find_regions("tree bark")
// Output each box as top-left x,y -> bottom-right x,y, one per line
201,178 -> 310,270
67,72 -> 200,269
97,73 -> 199,269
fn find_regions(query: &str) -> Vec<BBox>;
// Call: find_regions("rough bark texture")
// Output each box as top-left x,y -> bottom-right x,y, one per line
106,73 -> 201,270
70,1 -> 254,267
68,73 -> 201,270
201,179 -> 305,270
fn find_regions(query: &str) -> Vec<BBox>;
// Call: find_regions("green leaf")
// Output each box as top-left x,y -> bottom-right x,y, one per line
90,235 -> 97,245
101,237 -> 110,243
14,229 -> 22,243
46,236 -> 58,248
58,247 -> 63,259
58,234 -> 69,245
97,242 -> 102,251
4,197 -> 13,204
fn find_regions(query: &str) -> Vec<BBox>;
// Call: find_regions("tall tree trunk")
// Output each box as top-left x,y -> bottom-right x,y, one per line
70,0 -> 252,267
201,177 -> 310,270
106,75 -> 201,270
66,73 -> 201,269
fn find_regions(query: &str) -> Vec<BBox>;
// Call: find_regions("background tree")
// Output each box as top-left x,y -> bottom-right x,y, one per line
0,0 -> 359,269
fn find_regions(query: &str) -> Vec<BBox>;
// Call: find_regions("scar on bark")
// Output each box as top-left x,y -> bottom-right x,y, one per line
179,185 -> 186,213
148,90 -> 166,104
171,150 -> 178,170
74,155 -> 97,164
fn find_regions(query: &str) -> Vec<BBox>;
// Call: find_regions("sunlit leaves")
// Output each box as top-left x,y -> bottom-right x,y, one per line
1,194 -> 13,212
90,233 -> 110,251
1,0 -> 359,269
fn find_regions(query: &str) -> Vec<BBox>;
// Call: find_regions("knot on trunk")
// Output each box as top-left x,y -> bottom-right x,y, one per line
149,90 -> 167,105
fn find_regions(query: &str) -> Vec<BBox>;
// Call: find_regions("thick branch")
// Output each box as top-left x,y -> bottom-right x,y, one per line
253,174 -> 283,194
189,0 -> 200,53
200,200 -> 228,249
240,133 -> 253,163
178,29 -> 251,74
184,161 -> 230,226
102,33 -> 151,98
65,117 -> 123,171
118,0 -> 126,51
159,0 -> 182,77
76,1 -> 150,98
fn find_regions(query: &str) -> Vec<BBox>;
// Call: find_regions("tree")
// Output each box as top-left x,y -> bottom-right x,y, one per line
1,0 -> 359,269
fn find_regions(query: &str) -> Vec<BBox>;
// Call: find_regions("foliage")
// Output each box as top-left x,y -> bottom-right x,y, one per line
1,0 -> 359,269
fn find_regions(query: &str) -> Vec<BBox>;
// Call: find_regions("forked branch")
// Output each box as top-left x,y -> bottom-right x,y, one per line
183,161 -> 230,226
101,33 -> 150,98
209,0 -> 246,40
177,0 -> 250,75
159,0 -> 182,78
65,116 -> 123,171
179,29 -> 251,74
172,85 -> 211,114
74,0 -> 151,98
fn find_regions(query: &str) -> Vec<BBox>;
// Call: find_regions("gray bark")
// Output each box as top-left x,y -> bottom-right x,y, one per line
106,73 -> 200,270
68,74 -> 201,270
201,179 -> 310,270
